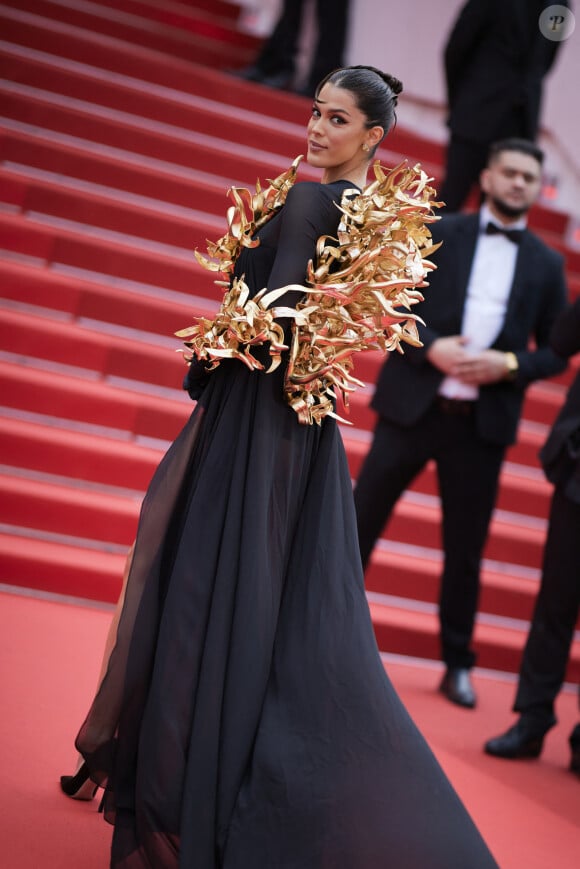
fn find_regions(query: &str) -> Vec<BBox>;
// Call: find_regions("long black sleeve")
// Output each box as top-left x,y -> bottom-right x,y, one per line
265,181 -> 346,310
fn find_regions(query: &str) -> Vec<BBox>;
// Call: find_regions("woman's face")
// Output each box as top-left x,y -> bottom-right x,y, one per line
306,82 -> 380,182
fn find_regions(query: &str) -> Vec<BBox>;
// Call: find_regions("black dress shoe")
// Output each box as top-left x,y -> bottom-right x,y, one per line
484,719 -> 547,759
569,723 -> 580,776
230,65 -> 293,90
294,82 -> 316,98
229,64 -> 263,82
439,667 -> 476,708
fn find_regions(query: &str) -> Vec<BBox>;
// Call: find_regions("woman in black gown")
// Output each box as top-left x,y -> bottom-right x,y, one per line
71,66 -> 499,867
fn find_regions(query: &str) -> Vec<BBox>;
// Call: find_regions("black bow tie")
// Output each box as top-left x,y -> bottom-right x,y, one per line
485,222 -> 524,244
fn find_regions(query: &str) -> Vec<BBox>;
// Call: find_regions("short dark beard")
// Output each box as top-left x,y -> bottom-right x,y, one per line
488,195 -> 528,221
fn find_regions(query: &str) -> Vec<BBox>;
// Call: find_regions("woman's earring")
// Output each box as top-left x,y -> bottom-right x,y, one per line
362,143 -> 370,152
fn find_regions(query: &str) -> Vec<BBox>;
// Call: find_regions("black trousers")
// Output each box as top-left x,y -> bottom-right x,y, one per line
354,402 -> 505,669
439,106 -> 531,212
255,0 -> 349,91
437,136 -> 489,213
514,485 -> 580,726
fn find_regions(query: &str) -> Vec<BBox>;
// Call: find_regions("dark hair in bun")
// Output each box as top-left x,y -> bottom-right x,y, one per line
315,65 -> 403,156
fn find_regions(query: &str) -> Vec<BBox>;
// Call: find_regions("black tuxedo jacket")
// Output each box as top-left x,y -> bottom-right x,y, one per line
444,0 -> 567,143
540,298 -> 580,503
371,212 -> 569,446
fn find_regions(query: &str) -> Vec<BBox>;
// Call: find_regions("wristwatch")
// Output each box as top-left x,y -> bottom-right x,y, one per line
504,351 -> 519,380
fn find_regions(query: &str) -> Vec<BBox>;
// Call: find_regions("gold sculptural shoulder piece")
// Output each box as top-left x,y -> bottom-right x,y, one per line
284,161 -> 442,423
177,158 -> 442,425
176,157 -> 303,377
192,156 -> 303,277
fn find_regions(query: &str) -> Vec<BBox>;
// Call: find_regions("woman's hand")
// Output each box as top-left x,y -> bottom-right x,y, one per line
183,358 -> 212,401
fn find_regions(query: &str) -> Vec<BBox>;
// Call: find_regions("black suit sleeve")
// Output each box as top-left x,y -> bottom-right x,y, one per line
514,250 -> 569,385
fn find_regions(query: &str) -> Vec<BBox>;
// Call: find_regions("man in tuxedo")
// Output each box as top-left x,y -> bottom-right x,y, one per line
354,138 -> 569,708
485,298 -> 580,772
440,0 -> 569,211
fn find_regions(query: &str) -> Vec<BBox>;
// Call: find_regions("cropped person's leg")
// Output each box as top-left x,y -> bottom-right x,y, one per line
253,0 -> 305,82
484,489 -> 580,760
515,487 -> 580,726
436,428 -> 505,669
438,135 -> 488,212
306,0 -> 350,93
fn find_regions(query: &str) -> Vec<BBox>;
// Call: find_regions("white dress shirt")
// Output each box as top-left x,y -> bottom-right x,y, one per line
439,203 -> 526,400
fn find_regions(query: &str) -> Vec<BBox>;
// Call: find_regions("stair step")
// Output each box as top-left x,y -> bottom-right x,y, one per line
0,6 -> 320,125
4,85 -> 580,282
0,530 -> 125,601
1,100 -> 578,282
378,497 -> 546,572
0,237 -> 572,417
0,164 -> 224,253
0,210 -> 209,295
1,0 -> 255,67
0,406 -> 545,569
93,0 -> 258,47
0,301 -> 568,444
342,433 -> 551,519
1,71 -> 579,277
1,522 -> 577,676
0,42 -> 301,158
369,596 -> 580,679
0,415 -> 160,489
0,1 -> 572,237
99,0 -> 244,27
3,525 -> 578,677
0,359 -> 190,440
0,357 -> 549,571
366,547 -> 540,622
0,257 -> 215,339
0,288 -> 563,476
1,0 -> 578,678
0,27 -> 574,239
0,122 -> 240,213
0,250 -> 575,396
0,410 -> 551,529
0,413 -> 550,531
0,470 -> 140,543
100,0 -> 243,25
0,81 -> 297,185
0,305 -> 197,387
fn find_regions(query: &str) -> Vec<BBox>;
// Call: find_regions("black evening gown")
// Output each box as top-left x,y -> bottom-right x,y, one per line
76,180 -> 499,868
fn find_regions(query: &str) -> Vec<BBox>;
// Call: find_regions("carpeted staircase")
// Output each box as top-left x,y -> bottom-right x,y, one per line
1,0 -> 579,678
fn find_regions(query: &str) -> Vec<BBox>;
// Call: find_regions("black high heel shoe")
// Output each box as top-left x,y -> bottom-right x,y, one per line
60,762 -> 98,801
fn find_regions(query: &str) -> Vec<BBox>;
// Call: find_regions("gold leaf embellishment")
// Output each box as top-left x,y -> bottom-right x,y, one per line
178,158 -> 441,425
193,156 -> 303,276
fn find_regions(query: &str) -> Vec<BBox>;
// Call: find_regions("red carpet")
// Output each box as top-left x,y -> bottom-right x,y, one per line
0,588 -> 578,868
